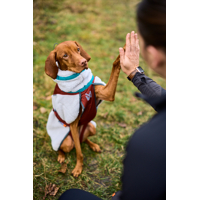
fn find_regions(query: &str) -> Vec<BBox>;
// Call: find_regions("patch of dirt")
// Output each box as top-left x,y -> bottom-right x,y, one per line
88,159 -> 98,171
93,176 -> 112,189
103,143 -> 114,153
58,162 -> 68,174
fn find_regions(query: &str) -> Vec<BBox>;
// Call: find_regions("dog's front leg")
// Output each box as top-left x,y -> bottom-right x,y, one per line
95,51 -> 124,102
70,118 -> 83,178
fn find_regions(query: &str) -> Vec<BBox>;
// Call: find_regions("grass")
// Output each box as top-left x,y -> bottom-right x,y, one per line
33,0 -> 166,199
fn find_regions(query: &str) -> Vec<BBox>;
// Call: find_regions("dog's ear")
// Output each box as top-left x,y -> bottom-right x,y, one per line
45,50 -> 58,79
74,41 -> 91,62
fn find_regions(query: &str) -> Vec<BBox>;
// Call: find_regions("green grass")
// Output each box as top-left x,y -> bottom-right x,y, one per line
33,0 -> 166,199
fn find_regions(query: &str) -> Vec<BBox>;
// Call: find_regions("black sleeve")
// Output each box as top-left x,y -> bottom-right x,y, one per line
132,72 -> 165,97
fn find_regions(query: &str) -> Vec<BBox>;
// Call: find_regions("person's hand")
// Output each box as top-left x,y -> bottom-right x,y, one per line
119,31 -> 140,76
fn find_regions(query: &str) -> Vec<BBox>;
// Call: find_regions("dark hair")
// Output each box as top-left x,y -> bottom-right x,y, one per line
137,0 -> 166,52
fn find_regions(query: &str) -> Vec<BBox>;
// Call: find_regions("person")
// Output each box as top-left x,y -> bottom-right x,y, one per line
58,0 -> 166,199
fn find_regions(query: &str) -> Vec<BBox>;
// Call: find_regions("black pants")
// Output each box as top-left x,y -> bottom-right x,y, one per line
58,189 -> 103,200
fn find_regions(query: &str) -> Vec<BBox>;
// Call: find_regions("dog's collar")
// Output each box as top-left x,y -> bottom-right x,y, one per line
53,68 -> 94,93
56,69 -> 86,81
63,75 -> 94,94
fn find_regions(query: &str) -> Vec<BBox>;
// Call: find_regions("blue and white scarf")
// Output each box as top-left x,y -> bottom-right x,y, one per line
53,68 -> 94,93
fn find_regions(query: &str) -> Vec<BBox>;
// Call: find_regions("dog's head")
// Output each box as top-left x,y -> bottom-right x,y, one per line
45,41 -> 91,79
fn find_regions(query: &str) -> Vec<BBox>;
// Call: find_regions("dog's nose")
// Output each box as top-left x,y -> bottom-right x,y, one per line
80,59 -> 87,67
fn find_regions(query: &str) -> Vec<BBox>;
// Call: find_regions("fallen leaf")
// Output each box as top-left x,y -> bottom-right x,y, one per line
130,96 -> 137,102
33,102 -> 39,110
49,185 -> 59,196
43,183 -> 59,200
45,95 -> 52,100
58,163 -> 68,173
119,134 -> 124,138
48,183 -> 54,193
103,112 -> 108,118
43,185 -> 49,200
137,111 -> 143,116
118,123 -> 127,128
40,107 -> 47,113
45,91 -> 52,96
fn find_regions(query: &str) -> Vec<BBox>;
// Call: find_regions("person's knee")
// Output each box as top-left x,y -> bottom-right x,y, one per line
58,188 -> 102,200
58,189 -> 79,200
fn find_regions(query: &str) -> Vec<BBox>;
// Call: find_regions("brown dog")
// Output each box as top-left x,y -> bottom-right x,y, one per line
45,41 -> 124,177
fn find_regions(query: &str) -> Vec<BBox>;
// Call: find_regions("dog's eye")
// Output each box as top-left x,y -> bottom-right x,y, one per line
63,53 -> 68,57
77,48 -> 80,52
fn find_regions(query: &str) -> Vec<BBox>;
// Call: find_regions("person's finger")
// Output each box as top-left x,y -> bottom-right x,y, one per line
135,34 -> 140,51
126,33 -> 131,55
131,31 -> 136,51
119,47 -> 125,66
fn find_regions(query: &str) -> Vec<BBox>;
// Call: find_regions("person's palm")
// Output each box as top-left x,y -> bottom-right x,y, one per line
119,31 -> 140,76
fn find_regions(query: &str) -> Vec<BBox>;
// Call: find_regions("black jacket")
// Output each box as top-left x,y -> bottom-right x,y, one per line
113,72 -> 166,200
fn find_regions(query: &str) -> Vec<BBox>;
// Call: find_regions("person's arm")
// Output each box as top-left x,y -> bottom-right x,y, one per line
131,72 -> 165,97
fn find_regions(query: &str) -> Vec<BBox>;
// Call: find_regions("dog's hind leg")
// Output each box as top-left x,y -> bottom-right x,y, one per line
85,138 -> 101,153
81,122 -> 101,153
81,121 -> 96,141
58,135 -> 75,163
